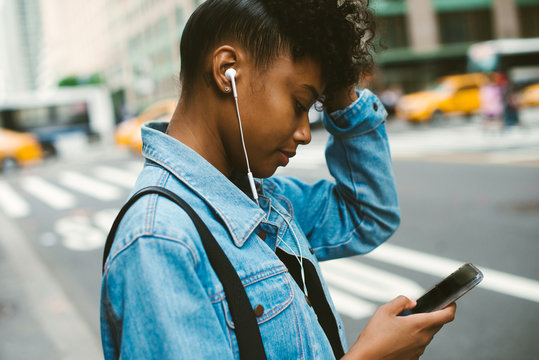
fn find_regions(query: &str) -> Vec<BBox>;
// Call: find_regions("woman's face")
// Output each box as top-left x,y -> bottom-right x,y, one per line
222,55 -> 323,179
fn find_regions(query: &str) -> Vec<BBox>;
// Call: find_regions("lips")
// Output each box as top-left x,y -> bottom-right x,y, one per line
280,150 -> 296,159
278,150 -> 296,166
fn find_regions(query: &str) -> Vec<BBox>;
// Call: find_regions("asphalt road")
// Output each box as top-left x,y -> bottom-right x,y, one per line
0,119 -> 538,359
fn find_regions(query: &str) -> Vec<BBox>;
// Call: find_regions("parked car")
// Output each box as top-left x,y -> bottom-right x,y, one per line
396,73 -> 489,123
0,128 -> 44,172
115,98 -> 177,153
519,83 -> 539,107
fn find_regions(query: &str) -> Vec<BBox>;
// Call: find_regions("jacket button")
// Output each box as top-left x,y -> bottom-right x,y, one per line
254,304 -> 264,317
257,230 -> 266,241
373,103 -> 378,111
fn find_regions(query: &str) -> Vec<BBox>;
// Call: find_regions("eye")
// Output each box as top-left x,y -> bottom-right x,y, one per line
294,100 -> 308,116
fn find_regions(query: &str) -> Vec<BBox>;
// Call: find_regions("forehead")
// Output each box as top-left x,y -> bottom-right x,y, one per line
256,54 -> 324,96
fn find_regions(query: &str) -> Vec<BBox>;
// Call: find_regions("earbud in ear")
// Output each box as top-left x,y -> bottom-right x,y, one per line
225,68 -> 238,98
225,68 -> 236,81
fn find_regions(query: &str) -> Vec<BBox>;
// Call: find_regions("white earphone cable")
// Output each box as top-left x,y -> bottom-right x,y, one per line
233,95 -> 252,175
272,206 -> 309,299
228,69 -> 259,206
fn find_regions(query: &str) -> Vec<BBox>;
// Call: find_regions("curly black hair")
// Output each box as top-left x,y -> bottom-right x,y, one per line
180,0 -> 376,105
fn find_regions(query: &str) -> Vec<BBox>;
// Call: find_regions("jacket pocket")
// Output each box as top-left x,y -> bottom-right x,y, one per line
221,268 -> 294,328
219,268 -> 304,359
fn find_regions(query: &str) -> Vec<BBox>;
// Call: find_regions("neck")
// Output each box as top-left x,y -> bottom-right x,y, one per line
167,93 -> 234,179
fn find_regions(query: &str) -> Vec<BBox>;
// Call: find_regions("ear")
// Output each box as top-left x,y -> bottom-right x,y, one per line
212,45 -> 240,94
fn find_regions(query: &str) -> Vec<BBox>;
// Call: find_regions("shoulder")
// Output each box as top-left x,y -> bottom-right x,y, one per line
105,163 -> 204,270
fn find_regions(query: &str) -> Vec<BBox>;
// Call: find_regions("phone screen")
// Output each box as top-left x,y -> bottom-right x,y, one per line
404,263 -> 483,315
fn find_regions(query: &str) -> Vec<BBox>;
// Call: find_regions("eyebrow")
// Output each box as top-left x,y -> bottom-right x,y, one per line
302,84 -> 320,103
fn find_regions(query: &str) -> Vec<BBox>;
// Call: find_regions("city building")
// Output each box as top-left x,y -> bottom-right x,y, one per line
372,0 -> 539,92
0,0 -> 42,98
39,0 -> 199,116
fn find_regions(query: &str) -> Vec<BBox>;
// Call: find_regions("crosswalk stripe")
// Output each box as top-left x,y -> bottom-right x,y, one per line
58,171 -> 121,201
366,243 -> 539,303
326,286 -> 376,319
126,161 -> 144,174
321,259 -> 424,303
94,166 -> 139,188
0,180 -> 30,218
21,176 -> 76,210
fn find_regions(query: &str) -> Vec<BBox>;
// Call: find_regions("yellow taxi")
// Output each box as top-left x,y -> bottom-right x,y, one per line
396,73 -> 489,123
519,83 -> 539,107
0,128 -> 44,172
115,98 -> 177,153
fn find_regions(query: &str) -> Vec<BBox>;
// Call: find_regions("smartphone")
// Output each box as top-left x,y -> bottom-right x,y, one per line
400,263 -> 483,316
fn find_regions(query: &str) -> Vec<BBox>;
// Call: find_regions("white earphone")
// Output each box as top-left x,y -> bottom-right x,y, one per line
225,67 -> 259,205
225,68 -> 238,98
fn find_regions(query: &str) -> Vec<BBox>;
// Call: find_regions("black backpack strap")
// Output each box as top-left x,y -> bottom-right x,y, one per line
102,186 -> 267,359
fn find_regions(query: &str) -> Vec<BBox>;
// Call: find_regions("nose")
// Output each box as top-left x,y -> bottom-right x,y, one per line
294,114 -> 311,145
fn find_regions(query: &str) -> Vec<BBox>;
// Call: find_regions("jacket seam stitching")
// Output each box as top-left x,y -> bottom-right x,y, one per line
291,292 -> 305,359
208,265 -> 288,303
144,169 -> 167,233
331,118 -> 386,139
107,233 -> 199,271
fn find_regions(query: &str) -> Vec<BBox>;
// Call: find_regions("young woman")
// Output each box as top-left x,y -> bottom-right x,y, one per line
101,0 -> 456,358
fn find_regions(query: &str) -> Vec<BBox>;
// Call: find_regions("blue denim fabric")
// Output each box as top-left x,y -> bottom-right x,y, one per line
100,89 -> 400,359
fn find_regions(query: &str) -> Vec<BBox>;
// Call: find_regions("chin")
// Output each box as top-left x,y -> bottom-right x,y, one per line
253,166 -> 278,179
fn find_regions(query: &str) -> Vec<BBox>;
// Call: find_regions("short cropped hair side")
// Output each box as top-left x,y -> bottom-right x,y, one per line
179,0 -> 377,105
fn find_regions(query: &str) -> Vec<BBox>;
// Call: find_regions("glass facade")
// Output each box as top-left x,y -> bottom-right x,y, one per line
438,10 -> 493,44
519,4 -> 539,38
377,15 -> 409,49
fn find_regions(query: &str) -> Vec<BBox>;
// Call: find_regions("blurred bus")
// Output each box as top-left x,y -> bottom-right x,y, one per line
0,86 -> 115,156
467,38 -> 539,85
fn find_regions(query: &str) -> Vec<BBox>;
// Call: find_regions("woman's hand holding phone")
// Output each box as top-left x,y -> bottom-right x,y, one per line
342,296 -> 456,360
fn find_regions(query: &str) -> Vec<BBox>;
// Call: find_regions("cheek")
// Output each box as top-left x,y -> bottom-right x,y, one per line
246,94 -> 295,139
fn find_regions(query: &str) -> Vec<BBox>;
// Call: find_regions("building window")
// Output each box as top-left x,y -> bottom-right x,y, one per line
438,10 -> 493,44
519,5 -> 539,38
377,15 -> 409,49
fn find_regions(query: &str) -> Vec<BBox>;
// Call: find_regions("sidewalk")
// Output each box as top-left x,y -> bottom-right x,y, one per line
384,108 -> 539,165
0,213 -> 102,360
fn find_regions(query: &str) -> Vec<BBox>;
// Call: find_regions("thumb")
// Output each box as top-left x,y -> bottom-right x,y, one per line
384,295 -> 416,315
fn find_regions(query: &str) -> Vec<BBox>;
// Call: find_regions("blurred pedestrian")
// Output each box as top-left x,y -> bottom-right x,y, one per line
500,73 -> 520,128
479,72 -> 504,132
380,84 -> 403,117
101,1 -> 456,359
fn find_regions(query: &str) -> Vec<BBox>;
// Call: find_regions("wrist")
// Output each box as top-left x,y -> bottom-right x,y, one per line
326,86 -> 358,113
341,340 -> 374,360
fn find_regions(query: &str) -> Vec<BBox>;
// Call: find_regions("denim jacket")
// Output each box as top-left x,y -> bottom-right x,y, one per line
100,89 -> 400,359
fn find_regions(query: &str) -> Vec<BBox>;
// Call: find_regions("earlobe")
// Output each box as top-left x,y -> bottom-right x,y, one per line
212,45 -> 239,94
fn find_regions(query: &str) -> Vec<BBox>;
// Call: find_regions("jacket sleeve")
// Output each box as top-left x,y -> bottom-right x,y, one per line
100,235 -> 234,360
267,89 -> 400,261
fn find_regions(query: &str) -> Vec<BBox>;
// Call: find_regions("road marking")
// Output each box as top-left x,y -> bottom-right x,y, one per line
366,243 -> 539,303
320,259 -> 424,302
326,286 -> 377,319
126,160 -> 144,173
0,212 -> 102,359
21,176 -> 76,210
54,215 -> 106,251
94,166 -> 139,188
0,180 -> 30,218
93,208 -> 119,233
58,171 -> 121,201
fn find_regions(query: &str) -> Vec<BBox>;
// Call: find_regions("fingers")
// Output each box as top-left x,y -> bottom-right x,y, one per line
383,295 -> 417,315
414,302 -> 457,326
433,302 -> 457,323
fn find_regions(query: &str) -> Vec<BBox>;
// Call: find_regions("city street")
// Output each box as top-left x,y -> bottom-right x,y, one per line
0,115 -> 538,359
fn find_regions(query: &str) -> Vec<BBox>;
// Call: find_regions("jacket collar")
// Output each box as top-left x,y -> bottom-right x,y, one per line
141,121 -> 266,248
